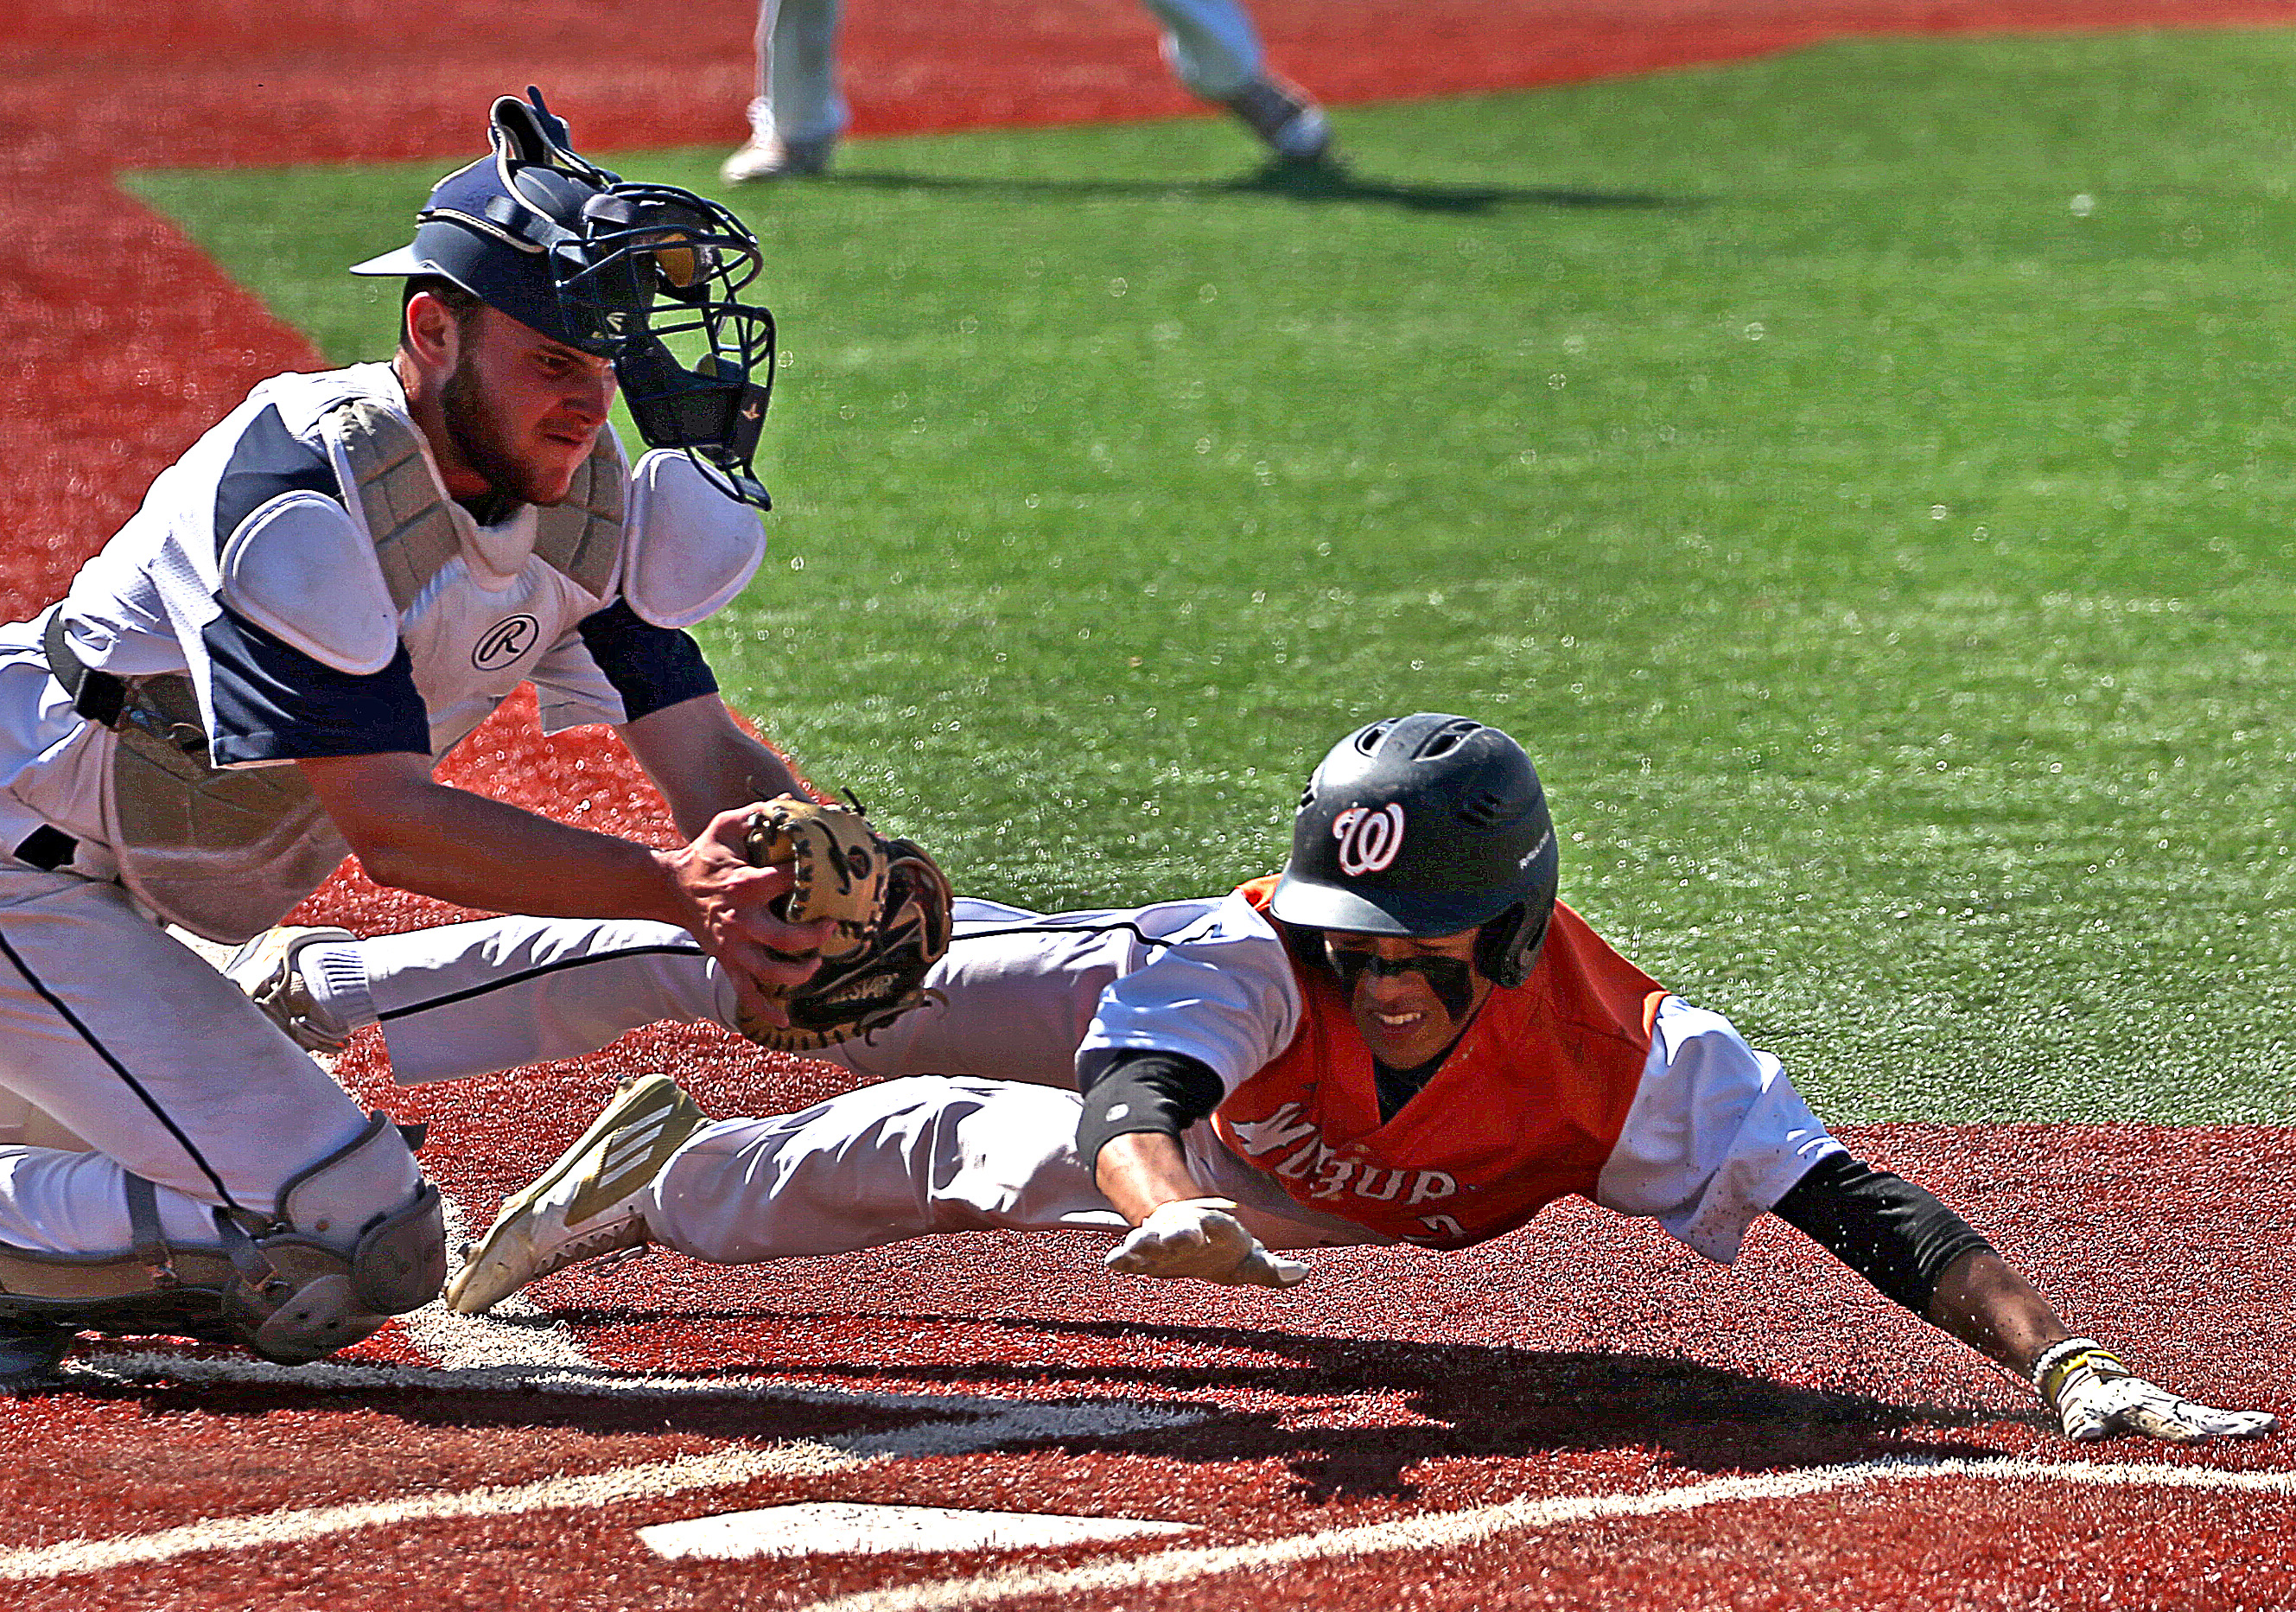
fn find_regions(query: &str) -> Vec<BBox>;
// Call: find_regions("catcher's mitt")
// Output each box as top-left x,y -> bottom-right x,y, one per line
735,796 -> 954,1053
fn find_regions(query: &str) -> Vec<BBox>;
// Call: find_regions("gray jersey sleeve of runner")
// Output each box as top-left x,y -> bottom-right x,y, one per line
1593,997 -> 1844,1264
1074,891 -> 1302,1093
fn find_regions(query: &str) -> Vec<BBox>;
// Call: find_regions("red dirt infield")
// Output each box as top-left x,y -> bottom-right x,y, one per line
4,3 -> 2295,1609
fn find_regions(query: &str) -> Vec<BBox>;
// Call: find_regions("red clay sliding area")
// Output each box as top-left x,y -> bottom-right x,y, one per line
6,4 -> 2296,1608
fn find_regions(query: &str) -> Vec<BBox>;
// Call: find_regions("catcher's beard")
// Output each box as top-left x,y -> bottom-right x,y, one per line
441,358 -> 575,507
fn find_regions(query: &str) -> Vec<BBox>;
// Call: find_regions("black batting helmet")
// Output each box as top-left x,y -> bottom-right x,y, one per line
1269,714 -> 1560,987
351,88 -> 779,507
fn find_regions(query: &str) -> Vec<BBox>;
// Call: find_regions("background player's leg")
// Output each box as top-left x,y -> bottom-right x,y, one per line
724,0 -> 845,182
1139,0 -> 1263,100
1137,0 -> 1331,162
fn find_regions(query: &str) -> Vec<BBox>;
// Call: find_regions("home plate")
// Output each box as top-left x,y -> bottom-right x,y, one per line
639,1501 -> 1198,1561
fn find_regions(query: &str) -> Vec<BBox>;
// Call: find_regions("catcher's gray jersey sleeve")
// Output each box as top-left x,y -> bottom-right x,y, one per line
1593,997 -> 1843,1264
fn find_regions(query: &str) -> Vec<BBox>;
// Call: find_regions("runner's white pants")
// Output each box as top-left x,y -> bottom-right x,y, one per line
347,907 -> 1380,1262
748,0 -> 1269,145
0,865 -> 420,1262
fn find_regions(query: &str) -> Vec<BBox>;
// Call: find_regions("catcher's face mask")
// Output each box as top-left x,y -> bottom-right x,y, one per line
351,87 -> 777,508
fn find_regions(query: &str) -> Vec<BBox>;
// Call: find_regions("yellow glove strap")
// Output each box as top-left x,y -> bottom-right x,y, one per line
2031,1336 -> 2126,1411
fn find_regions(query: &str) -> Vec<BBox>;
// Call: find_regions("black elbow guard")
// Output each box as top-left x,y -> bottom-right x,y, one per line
1770,1150 -> 1995,1316
1074,1049 -> 1225,1170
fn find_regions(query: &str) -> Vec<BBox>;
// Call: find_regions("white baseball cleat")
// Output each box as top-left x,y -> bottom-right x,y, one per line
445,1074 -> 708,1315
720,132 -> 836,184
222,925 -> 359,1053
1224,75 -> 1333,163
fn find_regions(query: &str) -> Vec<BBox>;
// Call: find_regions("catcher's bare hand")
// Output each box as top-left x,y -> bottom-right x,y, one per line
2034,1339 -> 2279,1443
664,803 -> 836,1027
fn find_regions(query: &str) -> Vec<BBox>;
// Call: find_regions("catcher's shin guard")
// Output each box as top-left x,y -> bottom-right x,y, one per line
0,1112 -> 445,1367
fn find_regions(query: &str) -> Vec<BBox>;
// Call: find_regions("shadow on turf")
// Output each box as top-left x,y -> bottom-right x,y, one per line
59,1311 -> 2024,1502
815,159 -> 1696,216
458,1307 -> 2016,1499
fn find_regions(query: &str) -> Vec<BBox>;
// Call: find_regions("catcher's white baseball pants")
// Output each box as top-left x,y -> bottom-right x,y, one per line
747,0 -> 1269,145
0,865 -> 420,1259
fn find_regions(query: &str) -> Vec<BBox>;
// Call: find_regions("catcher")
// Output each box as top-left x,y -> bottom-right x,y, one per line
242,716 -> 2274,1446
0,90 -> 855,1390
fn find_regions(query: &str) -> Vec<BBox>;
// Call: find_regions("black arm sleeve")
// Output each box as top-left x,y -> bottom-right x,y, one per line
1769,1150 -> 1996,1317
1074,1049 -> 1226,1173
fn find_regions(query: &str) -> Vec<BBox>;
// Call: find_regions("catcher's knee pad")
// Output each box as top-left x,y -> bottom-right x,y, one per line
232,1112 -> 446,1360
0,1112 -> 446,1366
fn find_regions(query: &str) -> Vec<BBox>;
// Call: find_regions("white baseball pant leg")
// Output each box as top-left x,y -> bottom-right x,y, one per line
342,913 -> 1385,1262
646,1074 -> 1382,1263
0,868 -> 421,1260
748,0 -> 847,147
358,902 -> 1114,1090
1139,0 -> 1266,101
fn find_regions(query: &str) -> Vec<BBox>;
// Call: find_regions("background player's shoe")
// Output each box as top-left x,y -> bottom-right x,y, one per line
445,1074 -> 707,1315
1224,75 -> 1333,163
720,132 -> 836,184
223,925 -> 359,1053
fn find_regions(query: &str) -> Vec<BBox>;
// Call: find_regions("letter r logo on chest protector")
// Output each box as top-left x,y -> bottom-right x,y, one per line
473,615 -> 540,671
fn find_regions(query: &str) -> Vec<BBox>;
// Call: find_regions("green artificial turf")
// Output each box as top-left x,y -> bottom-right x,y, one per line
126,29 -> 2296,1123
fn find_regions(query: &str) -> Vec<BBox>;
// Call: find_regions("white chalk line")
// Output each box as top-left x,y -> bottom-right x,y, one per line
39,1188 -> 2287,1607
0,1446 -> 860,1583
790,1456 -> 2296,1612
10,1359 -> 1203,1583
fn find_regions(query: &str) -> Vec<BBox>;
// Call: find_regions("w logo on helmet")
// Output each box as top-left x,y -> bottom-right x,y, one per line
1332,804 -> 1406,876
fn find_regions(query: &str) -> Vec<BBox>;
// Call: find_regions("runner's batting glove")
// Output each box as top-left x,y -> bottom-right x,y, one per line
1105,1198 -> 1308,1290
2032,1338 -> 2279,1443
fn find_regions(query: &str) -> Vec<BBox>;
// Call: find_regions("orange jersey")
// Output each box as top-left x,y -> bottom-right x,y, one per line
1212,877 -> 1670,1247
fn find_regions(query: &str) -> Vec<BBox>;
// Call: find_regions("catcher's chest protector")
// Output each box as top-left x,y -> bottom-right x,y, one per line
341,398 -> 623,609
99,402 -> 625,944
